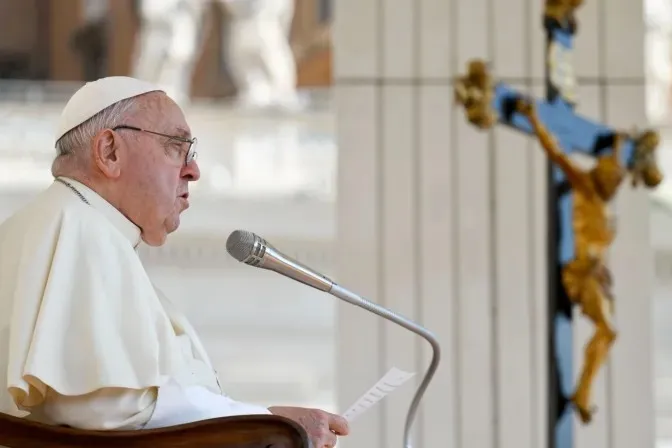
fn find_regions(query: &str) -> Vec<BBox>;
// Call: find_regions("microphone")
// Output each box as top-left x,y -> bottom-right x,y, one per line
226,229 -> 441,448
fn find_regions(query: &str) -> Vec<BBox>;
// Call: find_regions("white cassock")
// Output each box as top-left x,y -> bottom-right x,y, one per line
0,177 -> 271,430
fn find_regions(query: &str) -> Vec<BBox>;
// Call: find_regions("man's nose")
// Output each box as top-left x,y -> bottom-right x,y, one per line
181,159 -> 201,181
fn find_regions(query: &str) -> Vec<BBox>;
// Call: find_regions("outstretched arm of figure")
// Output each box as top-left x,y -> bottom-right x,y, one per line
610,131 -> 625,164
516,99 -> 592,194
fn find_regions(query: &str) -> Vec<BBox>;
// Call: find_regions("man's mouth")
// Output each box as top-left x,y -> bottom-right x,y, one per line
178,193 -> 190,209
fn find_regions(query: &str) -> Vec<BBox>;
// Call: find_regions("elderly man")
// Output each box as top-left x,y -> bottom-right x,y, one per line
0,76 -> 348,448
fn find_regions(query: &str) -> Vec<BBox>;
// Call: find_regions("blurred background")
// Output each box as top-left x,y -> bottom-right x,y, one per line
1,0 -> 672,447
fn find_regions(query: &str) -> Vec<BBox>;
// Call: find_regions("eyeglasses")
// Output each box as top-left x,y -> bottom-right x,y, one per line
112,125 -> 198,165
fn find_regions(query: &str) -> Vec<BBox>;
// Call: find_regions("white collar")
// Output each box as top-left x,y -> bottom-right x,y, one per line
55,177 -> 143,249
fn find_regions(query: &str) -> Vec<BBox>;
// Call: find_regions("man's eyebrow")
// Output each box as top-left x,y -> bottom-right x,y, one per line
174,127 -> 192,139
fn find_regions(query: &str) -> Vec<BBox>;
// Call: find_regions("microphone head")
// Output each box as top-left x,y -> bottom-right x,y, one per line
226,229 -> 266,265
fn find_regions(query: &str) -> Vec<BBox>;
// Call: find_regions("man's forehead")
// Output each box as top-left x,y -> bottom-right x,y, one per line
145,93 -> 191,136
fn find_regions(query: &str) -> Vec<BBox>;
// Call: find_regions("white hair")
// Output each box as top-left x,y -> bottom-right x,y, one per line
55,96 -> 140,158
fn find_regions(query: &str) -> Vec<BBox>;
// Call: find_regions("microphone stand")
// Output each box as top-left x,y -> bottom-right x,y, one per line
226,232 -> 441,447
328,283 -> 441,448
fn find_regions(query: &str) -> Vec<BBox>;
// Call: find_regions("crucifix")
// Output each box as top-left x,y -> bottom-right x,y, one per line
453,1 -> 663,447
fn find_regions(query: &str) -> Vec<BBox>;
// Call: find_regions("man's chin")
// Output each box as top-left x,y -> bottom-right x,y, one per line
140,223 -> 177,247
166,215 -> 181,235
140,214 -> 182,246
140,233 -> 168,247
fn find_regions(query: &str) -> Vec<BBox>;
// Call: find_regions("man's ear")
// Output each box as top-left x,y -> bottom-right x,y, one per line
92,129 -> 122,178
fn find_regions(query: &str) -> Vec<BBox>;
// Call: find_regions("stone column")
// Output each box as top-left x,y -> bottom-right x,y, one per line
333,1 -> 654,448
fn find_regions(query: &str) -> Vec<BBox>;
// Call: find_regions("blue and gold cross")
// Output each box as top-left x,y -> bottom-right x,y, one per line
454,3 -> 662,448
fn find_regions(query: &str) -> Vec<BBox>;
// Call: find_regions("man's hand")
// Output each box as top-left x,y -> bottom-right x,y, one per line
268,406 -> 349,448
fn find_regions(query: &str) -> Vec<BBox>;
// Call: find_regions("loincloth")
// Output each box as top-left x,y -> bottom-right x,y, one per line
562,258 -> 614,305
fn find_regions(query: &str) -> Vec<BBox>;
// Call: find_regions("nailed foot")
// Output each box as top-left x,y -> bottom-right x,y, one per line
570,395 -> 597,424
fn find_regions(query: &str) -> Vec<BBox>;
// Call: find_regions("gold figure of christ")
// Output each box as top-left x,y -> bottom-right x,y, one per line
517,99 -> 623,424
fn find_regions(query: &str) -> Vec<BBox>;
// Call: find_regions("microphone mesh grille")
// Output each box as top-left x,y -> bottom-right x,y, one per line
226,230 -> 256,262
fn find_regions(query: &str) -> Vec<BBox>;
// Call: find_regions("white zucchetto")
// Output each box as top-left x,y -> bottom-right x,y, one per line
55,76 -> 163,144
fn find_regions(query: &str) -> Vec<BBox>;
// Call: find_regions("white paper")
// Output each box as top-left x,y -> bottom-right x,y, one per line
342,367 -> 415,423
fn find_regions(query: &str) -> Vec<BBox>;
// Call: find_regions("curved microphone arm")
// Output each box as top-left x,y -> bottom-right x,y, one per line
329,283 -> 441,448
225,229 -> 441,447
